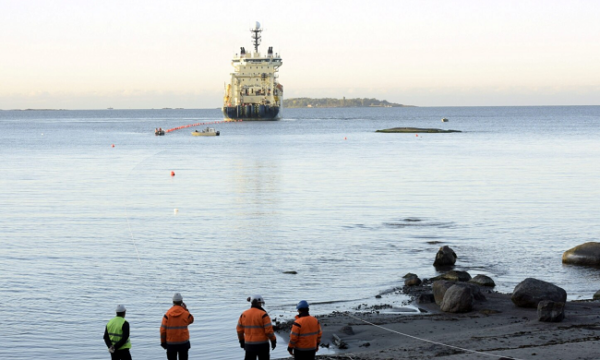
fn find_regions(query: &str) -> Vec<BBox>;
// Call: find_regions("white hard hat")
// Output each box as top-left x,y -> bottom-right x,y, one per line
173,293 -> 183,302
250,294 -> 265,304
115,304 -> 126,312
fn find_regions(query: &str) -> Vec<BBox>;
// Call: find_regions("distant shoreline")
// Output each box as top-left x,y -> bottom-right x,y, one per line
283,97 -> 415,108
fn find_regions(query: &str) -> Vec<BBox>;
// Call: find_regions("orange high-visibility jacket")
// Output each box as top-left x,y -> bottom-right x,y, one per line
288,314 -> 322,351
160,305 -> 194,346
236,307 -> 276,345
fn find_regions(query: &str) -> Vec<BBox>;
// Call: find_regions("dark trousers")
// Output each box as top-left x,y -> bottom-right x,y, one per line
244,343 -> 270,360
293,349 -> 317,360
167,349 -> 188,360
110,349 -> 132,360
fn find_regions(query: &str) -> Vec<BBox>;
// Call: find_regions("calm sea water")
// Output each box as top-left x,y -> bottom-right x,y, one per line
1,106 -> 599,359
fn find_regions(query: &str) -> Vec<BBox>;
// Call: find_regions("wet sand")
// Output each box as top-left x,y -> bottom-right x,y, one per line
275,292 -> 600,360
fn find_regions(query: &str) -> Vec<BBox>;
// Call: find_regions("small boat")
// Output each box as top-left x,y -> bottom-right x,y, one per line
155,129 -> 165,136
192,127 -> 220,136
441,118 -> 449,122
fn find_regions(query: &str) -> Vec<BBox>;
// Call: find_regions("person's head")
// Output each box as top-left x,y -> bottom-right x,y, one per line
115,304 -> 126,317
173,292 -> 183,305
296,300 -> 309,313
247,294 -> 265,308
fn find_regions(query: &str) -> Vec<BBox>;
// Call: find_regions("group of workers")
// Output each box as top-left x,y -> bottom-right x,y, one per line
104,293 -> 322,360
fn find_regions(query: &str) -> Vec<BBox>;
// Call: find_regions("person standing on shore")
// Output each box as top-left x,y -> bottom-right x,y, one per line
104,304 -> 132,360
160,293 -> 194,360
287,300 -> 322,360
236,295 -> 277,360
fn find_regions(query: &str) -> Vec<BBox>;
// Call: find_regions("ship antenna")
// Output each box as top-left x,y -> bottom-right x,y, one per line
250,21 -> 262,52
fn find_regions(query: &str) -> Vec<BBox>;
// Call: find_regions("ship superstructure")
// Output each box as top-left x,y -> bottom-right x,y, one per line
222,22 -> 283,120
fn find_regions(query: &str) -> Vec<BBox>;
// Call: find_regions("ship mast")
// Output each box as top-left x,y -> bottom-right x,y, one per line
251,21 -> 262,52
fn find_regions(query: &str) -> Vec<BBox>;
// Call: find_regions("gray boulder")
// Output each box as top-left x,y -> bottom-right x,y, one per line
432,270 -> 472,282
537,300 -> 565,322
469,274 -> 496,287
511,278 -> 567,308
457,282 -> 486,301
432,280 -> 455,305
440,284 -> 474,313
433,246 -> 457,266
562,242 -> 600,266
404,276 -> 422,287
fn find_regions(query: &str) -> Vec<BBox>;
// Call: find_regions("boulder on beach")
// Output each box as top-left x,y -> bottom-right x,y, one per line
537,300 -> 565,322
433,280 -> 455,305
469,274 -> 496,287
433,246 -> 457,267
562,242 -> 600,266
440,284 -> 474,313
511,278 -> 567,308
459,282 -> 486,301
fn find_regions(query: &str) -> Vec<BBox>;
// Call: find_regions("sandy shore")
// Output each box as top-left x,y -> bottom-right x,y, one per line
275,292 -> 600,360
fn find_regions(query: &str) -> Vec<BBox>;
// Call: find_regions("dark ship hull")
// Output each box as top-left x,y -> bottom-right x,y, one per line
222,105 -> 280,121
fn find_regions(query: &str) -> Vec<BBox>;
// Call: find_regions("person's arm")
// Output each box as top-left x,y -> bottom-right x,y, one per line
186,310 -> 194,325
112,321 -> 129,350
288,321 -> 301,355
103,326 -> 112,348
160,314 -> 168,347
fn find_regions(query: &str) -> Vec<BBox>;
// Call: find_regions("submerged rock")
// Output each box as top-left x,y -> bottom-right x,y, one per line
433,246 -> 457,267
511,278 -> 567,308
562,242 -> 600,266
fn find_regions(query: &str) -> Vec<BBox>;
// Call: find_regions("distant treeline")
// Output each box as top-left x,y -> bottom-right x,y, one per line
283,97 -> 411,108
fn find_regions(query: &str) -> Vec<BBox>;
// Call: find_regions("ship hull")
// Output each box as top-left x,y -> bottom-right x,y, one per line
222,105 -> 280,121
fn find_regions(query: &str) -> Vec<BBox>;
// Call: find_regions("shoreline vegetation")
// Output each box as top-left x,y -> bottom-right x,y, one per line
283,97 -> 414,108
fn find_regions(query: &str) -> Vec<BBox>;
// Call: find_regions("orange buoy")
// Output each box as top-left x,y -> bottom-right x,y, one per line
111,144 -> 115,147
344,137 -> 347,140
170,171 -> 175,177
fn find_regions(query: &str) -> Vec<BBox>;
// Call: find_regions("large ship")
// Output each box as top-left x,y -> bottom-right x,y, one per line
222,22 -> 283,120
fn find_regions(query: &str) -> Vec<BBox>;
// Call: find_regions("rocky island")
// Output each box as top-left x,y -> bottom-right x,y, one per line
283,98 -> 413,108
376,127 -> 461,133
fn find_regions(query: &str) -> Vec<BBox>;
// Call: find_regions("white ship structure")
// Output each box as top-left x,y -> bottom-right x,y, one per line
222,22 -> 283,120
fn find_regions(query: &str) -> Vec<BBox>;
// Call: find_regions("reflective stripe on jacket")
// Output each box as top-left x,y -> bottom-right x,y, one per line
236,306 -> 276,345
160,305 -> 194,345
288,313 -> 322,351
106,316 -> 131,350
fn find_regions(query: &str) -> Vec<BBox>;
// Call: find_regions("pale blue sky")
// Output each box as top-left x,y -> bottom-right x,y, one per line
1,0 -> 599,109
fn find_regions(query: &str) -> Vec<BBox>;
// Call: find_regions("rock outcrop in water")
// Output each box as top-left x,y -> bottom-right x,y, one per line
376,127 -> 461,133
562,242 -> 600,266
433,245 -> 457,266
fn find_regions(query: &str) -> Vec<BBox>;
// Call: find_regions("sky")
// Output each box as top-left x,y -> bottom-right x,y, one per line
1,0 -> 599,109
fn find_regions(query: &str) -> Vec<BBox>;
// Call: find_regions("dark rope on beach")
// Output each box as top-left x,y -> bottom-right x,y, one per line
346,313 -> 525,360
